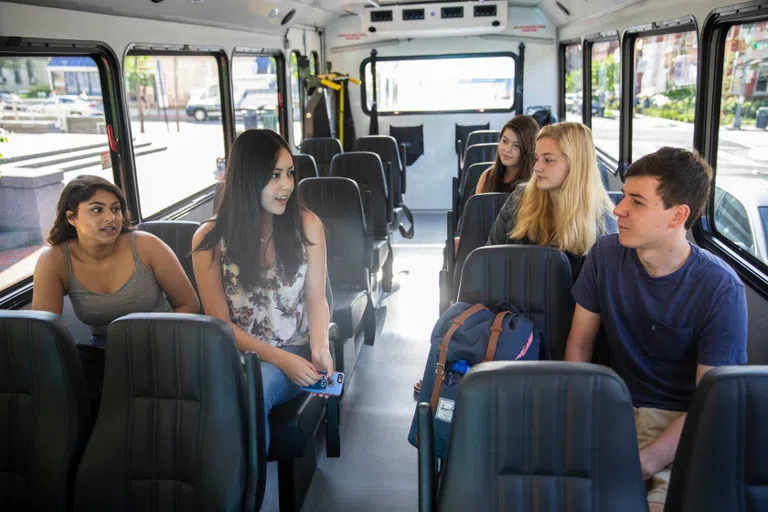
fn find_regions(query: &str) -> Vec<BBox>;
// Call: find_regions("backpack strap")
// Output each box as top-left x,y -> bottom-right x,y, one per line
430,304 -> 487,411
484,311 -> 511,362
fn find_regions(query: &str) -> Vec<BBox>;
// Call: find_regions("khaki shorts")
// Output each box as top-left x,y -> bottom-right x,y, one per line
634,407 -> 685,505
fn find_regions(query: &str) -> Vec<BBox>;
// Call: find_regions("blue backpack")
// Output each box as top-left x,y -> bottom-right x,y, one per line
408,301 -> 546,459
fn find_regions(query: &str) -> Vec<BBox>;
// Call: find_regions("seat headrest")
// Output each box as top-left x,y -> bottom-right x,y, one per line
301,138 -> 343,164
292,153 -> 319,181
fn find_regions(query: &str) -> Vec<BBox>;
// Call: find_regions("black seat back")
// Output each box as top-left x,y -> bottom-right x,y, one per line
299,177 -> 371,291
457,162 -> 493,218
301,137 -> 343,177
452,193 -> 510,294
455,123 -> 490,160
461,143 -> 497,186
458,245 -> 574,360
354,135 -> 403,205
0,310 -> 91,512
465,130 -> 499,151
666,367 -> 768,512
292,153 -> 319,182
437,361 -> 647,511
137,220 -> 200,293
330,152 -> 390,239
74,313 -> 264,511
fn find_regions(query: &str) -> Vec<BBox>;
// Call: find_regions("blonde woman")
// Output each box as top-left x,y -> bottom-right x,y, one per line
486,122 -> 617,278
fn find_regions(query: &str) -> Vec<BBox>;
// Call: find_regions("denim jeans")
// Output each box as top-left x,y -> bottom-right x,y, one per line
261,343 -> 311,453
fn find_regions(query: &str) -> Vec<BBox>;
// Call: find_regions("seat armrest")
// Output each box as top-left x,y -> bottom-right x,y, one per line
417,402 -> 436,512
386,161 -> 394,224
243,351 -> 267,512
399,142 -> 409,194
328,322 -> 339,342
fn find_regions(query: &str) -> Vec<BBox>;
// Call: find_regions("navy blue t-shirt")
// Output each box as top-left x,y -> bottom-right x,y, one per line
573,234 -> 748,411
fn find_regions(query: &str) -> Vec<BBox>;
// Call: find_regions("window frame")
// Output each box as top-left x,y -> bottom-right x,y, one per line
0,37 -> 128,306
232,48 -> 288,142
289,50 -> 304,148
620,16 -> 699,174
583,31 -> 622,174
358,50 -> 524,116
310,51 -> 320,76
694,0 -> 768,298
558,38 -> 583,123
123,44 -> 234,221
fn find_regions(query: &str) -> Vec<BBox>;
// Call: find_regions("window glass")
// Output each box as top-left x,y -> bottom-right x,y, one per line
714,187 -> 756,255
564,44 -> 583,122
310,52 -> 319,76
716,22 -> 768,263
0,54 -> 112,291
124,53 -> 225,217
632,31 -> 698,160
233,54 -> 281,137
289,51 -> 303,147
590,39 -> 621,160
363,54 -> 515,113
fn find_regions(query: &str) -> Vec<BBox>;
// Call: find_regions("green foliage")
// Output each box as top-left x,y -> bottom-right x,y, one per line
565,68 -> 582,94
19,86 -> 52,99
592,54 -> 618,95
124,55 -> 155,92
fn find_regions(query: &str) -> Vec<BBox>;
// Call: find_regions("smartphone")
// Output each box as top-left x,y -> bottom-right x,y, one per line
300,371 -> 345,396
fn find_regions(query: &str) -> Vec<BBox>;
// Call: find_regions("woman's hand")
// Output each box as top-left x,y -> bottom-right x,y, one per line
312,347 -> 335,378
279,351 -> 322,387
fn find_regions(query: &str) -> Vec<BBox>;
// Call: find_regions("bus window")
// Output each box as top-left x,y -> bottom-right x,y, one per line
632,31 -> 698,161
289,51 -> 303,147
563,44 -> 583,122
715,21 -> 768,265
310,51 -> 319,76
590,39 -> 621,161
0,54 -> 112,292
233,54 -> 281,137
124,53 -> 226,218
362,53 -> 516,114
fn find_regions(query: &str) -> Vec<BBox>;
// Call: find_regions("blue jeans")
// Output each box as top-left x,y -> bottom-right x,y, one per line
261,343 -> 311,452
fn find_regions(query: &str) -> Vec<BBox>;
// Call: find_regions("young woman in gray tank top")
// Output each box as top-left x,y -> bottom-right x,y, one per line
192,130 -> 333,451
31,176 -> 200,406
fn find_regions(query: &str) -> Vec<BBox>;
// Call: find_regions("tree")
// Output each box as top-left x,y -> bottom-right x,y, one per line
124,56 -> 156,133
565,68 -> 582,94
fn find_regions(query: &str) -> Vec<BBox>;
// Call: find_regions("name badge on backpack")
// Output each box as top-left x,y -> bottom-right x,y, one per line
435,397 -> 455,423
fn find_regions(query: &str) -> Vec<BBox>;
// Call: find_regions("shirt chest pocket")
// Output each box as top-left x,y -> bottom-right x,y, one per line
646,320 -> 695,362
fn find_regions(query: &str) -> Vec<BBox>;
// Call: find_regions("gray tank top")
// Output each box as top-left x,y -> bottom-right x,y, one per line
62,231 -> 173,336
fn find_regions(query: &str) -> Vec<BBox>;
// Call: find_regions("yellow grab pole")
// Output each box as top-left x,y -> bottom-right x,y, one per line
339,82 -> 345,147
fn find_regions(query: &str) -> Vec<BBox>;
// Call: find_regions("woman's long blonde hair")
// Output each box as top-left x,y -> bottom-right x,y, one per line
510,122 -> 614,256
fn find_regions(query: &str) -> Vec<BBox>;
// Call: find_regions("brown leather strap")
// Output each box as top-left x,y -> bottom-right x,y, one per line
484,311 -> 511,362
430,304 -> 487,411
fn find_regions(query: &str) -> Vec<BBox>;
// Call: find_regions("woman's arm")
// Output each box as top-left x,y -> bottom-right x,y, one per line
475,169 -> 490,195
191,222 -> 320,386
136,231 -> 200,313
31,246 -> 66,315
302,210 -> 334,376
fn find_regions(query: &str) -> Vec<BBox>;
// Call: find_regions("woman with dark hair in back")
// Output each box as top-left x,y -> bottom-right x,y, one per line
31,175 -> 200,407
474,114 -> 539,194
192,129 -> 332,450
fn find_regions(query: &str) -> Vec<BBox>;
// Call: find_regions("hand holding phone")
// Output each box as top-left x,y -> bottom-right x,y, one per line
300,370 -> 345,396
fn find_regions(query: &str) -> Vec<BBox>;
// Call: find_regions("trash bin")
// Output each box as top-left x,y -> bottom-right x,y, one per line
757,107 -> 768,130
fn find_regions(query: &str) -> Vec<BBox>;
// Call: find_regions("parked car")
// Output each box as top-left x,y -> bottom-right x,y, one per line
714,174 -> 768,264
30,95 -> 102,116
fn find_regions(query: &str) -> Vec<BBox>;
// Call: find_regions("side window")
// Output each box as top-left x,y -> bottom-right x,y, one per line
124,53 -> 226,218
563,44 -> 583,122
289,51 -> 303,147
631,30 -> 698,161
715,21 -> 768,264
233,53 -> 281,137
310,51 -> 319,76
589,38 -> 621,161
0,54 -> 113,292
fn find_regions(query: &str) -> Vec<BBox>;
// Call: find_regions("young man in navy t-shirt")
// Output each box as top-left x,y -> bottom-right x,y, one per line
565,147 -> 748,511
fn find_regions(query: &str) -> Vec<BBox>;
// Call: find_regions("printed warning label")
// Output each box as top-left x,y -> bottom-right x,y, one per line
338,33 -> 368,41
435,397 -> 455,423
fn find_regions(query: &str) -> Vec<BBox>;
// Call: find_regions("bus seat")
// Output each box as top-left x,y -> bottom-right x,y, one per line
418,362 -> 647,512
607,191 -> 624,206
137,220 -> 200,293
464,130 -> 499,153
354,135 -> 405,203
299,177 -> 375,355
301,137 -> 343,177
457,245 -> 574,361
665,366 -> 768,512
455,122 -> 490,167
0,311 -> 91,512
74,313 -> 266,511
292,153 -> 319,182
460,142 -> 497,187
456,161 -> 494,222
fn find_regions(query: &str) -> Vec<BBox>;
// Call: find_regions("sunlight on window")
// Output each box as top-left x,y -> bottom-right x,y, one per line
564,44 -> 583,123
590,39 -> 621,161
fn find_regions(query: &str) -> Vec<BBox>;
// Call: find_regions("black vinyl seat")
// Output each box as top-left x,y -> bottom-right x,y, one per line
137,220 -> 200,294
456,245 -> 575,361
292,154 -> 319,182
455,122 -> 490,170
301,137 -> 343,177
0,310 -> 92,512
665,366 -> 768,512
417,362 -> 648,512
299,177 -> 375,359
464,130 -> 499,152
460,142 -> 497,188
455,161 -> 494,223
354,135 -> 407,205
73,313 -> 266,511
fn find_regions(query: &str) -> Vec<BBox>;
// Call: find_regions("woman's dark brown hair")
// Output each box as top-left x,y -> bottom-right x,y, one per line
481,114 -> 540,193
47,175 -> 133,246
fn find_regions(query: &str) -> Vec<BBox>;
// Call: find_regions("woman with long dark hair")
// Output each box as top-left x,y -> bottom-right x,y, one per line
192,129 -> 332,449
474,114 -> 539,194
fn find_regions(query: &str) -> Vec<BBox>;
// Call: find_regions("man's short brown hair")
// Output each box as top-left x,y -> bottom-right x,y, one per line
624,147 -> 713,229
